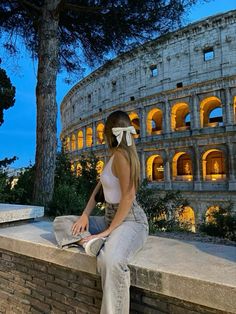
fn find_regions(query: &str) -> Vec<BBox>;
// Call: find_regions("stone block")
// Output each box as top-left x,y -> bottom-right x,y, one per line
0,203 -> 44,224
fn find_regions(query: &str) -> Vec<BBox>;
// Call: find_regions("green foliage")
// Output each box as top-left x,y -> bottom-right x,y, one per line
47,150 -> 102,217
8,166 -> 35,204
0,156 -> 17,202
199,204 -> 236,241
137,179 -> 189,234
0,67 -> 16,126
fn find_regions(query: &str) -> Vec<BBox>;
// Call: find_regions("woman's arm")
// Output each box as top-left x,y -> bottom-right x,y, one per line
83,150 -> 135,240
72,180 -> 102,235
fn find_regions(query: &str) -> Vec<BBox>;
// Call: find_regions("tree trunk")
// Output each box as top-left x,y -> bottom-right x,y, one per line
33,0 -> 61,205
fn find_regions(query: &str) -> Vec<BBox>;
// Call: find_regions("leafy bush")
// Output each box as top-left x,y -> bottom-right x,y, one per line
47,150 -> 102,217
199,203 -> 236,241
137,179 -> 189,234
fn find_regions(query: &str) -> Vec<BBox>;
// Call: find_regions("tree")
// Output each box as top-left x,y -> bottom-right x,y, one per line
0,0 -> 204,205
0,66 -> 16,126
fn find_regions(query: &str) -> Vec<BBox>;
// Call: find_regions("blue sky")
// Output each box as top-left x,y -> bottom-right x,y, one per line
0,0 -> 236,169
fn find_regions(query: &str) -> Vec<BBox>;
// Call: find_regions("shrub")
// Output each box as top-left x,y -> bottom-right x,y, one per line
137,179 -> 189,234
199,203 -> 236,241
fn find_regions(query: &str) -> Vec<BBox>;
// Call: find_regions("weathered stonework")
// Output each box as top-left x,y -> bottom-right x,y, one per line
60,10 -> 236,225
0,204 -> 44,224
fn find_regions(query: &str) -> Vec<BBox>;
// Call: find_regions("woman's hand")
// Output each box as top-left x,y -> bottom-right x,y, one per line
82,229 -> 111,242
71,213 -> 89,236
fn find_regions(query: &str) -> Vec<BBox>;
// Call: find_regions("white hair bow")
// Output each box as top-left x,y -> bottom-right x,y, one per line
112,126 -> 137,146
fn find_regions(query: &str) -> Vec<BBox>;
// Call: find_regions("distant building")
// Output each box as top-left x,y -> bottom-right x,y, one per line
5,167 -> 26,188
60,10 -> 236,230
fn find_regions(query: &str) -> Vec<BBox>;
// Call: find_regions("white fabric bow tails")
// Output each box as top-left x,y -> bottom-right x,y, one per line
112,126 -> 137,146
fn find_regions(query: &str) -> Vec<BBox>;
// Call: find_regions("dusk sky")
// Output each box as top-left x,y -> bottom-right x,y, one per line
0,0 -> 236,169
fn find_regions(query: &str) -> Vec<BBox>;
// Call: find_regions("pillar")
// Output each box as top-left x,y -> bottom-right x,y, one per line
164,99 -> 171,134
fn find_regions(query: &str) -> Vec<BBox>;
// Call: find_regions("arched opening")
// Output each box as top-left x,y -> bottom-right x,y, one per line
147,108 -> 163,135
86,127 -> 93,147
171,103 -> 190,131
129,112 -> 140,138
146,155 -> 164,181
78,130 -> 83,149
202,149 -> 226,181
71,134 -> 76,151
97,123 -> 105,144
200,96 -> 223,127
178,206 -> 196,232
205,206 -> 219,223
96,160 -> 104,177
172,152 -> 193,181
66,137 -> 70,151
76,163 -> 82,176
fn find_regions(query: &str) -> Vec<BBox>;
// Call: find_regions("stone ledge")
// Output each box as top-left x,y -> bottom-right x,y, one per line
0,221 -> 235,313
0,203 -> 44,224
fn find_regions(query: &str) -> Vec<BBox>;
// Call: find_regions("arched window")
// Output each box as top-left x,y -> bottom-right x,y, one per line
202,149 -> 226,181
129,112 -> 140,138
97,123 -> 105,144
205,206 -> 219,223
200,96 -> 223,127
71,134 -> 76,151
171,103 -> 191,131
146,155 -> 164,181
86,127 -> 93,147
147,108 -> 163,135
78,130 -> 83,149
172,152 -> 193,181
96,160 -> 104,177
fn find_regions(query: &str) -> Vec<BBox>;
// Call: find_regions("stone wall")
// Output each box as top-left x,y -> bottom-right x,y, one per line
0,248 -> 230,314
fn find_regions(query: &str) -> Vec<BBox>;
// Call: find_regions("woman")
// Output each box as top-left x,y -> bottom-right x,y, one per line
53,110 -> 149,314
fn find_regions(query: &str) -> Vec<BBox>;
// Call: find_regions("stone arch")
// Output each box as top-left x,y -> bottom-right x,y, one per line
146,108 -> 163,135
97,123 -> 105,144
78,130 -> 83,149
171,102 -> 190,131
71,134 -> 76,151
202,149 -> 227,181
129,112 -> 140,138
86,127 -> 93,147
178,206 -> 196,232
146,154 -> 164,181
200,96 -> 223,127
66,136 -> 70,151
172,152 -> 193,181
205,206 -> 219,223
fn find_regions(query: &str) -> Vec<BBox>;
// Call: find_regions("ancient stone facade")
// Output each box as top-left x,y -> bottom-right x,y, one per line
60,10 -> 236,228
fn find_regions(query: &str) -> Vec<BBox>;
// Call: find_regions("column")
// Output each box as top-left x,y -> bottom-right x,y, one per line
139,108 -> 146,139
193,144 -> 202,191
140,150 -> 146,181
92,123 -> 96,146
227,142 -> 236,191
164,98 -> 171,134
191,94 -> 200,130
224,88 -> 233,126
164,150 -> 172,190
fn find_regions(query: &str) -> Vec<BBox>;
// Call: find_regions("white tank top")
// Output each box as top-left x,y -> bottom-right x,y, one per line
100,155 -> 121,204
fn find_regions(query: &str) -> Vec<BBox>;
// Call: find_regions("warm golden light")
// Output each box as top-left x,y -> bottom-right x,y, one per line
172,152 -> 193,181
86,127 -> 93,147
129,112 -> 140,138
202,149 -> 226,181
200,96 -> 222,128
97,123 -> 105,144
146,108 -> 163,135
205,206 -> 220,223
146,155 -> 164,181
78,130 -> 83,149
178,206 -> 196,232
71,134 -> 76,151
171,102 -> 190,131
96,160 -> 104,177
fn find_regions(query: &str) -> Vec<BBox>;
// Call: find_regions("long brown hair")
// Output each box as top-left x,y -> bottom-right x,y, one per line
104,110 -> 140,191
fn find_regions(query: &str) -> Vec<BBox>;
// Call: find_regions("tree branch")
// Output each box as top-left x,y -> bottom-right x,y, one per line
21,0 -> 41,13
64,2 -> 103,14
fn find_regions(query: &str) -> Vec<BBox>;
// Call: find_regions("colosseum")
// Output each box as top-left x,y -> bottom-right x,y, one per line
60,9 -> 236,230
